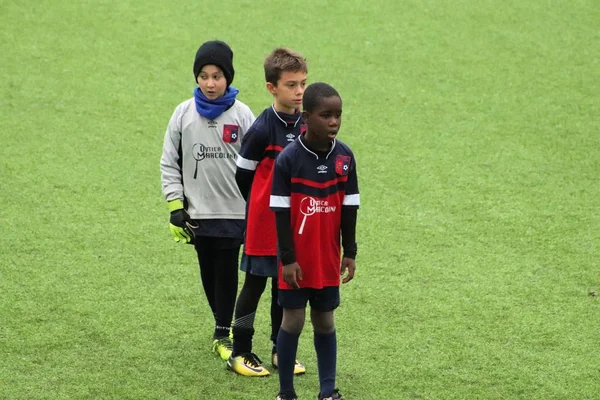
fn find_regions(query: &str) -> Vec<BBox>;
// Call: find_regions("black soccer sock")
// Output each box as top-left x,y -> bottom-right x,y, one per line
213,325 -> 231,339
232,273 -> 268,356
270,277 -> 283,350
194,240 -> 217,319
277,328 -> 300,396
213,244 -> 240,338
315,330 -> 337,398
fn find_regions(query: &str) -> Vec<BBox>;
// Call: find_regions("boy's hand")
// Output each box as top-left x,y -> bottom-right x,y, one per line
282,262 -> 303,289
341,257 -> 355,284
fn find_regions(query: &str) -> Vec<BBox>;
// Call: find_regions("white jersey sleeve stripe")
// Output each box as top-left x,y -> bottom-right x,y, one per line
342,194 -> 360,206
270,195 -> 291,208
236,156 -> 259,171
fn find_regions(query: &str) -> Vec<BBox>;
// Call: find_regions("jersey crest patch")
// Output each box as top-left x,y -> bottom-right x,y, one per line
223,124 -> 239,143
335,155 -> 351,176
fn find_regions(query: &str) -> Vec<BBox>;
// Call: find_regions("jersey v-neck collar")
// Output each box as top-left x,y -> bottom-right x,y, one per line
271,105 -> 301,128
298,134 -> 336,159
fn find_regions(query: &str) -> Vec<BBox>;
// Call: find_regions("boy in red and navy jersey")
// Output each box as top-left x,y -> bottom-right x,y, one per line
270,82 -> 359,400
228,48 -> 307,377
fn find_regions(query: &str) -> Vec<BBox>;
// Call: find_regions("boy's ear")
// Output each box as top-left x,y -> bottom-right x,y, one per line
301,110 -> 309,121
266,82 -> 277,95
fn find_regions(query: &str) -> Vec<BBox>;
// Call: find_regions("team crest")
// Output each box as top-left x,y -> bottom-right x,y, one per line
335,155 -> 351,176
222,124 -> 239,143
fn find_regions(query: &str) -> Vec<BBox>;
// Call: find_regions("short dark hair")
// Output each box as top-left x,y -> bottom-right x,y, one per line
302,82 -> 340,112
264,48 -> 307,85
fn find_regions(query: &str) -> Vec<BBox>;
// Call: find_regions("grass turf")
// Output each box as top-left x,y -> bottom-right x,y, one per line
1,0 -> 598,398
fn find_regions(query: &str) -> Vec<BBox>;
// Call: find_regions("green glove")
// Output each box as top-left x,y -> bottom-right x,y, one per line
168,200 -> 198,243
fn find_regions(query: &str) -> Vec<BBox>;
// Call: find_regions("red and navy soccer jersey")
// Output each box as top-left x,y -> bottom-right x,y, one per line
270,135 -> 360,289
236,106 -> 305,256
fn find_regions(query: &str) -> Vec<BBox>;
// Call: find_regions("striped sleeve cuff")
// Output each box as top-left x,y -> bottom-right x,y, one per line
342,194 -> 360,206
270,195 -> 291,209
236,156 -> 259,171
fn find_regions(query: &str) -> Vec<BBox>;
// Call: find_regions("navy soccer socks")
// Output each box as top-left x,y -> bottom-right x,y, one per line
315,330 -> 337,398
277,328 -> 300,396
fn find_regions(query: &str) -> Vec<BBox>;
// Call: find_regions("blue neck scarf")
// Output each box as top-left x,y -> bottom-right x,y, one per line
194,86 -> 239,120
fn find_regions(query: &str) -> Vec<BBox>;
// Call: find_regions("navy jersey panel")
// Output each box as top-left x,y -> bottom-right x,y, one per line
237,113 -> 269,166
238,107 -> 303,167
271,138 -> 359,209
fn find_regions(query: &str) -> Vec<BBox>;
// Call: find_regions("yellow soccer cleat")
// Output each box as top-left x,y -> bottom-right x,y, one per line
212,337 -> 233,361
271,352 -> 306,375
227,353 -> 270,377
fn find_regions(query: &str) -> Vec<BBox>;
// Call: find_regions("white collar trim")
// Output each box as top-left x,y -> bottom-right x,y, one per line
271,105 -> 301,127
299,135 -> 336,159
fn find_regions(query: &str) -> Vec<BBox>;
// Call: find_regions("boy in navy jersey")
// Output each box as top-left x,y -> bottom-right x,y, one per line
270,82 -> 359,400
227,48 -> 307,377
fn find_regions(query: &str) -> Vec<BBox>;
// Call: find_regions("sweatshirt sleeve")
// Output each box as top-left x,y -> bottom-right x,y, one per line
160,105 -> 184,202
240,105 -> 256,138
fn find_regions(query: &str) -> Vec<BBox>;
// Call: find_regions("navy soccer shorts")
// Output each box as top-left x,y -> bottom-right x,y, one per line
240,254 -> 278,277
278,286 -> 340,312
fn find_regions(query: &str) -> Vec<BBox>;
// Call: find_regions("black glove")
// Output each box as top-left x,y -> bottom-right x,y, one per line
169,207 -> 198,243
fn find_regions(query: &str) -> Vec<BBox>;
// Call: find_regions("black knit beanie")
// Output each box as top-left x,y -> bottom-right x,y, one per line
193,40 -> 234,87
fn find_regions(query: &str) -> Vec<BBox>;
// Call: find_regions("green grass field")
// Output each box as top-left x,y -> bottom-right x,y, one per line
1,0 -> 599,399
